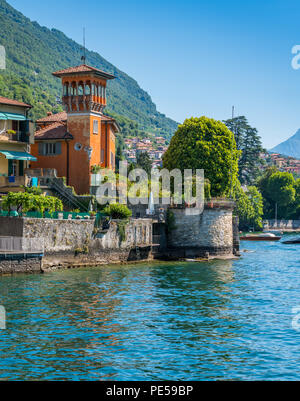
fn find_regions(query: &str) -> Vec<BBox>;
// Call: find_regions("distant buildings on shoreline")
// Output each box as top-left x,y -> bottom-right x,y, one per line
261,152 -> 300,176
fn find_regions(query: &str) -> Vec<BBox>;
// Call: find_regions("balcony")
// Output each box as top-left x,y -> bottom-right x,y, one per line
0,175 -> 28,190
0,130 -> 29,143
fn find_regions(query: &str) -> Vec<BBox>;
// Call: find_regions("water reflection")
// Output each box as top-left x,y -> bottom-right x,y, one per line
0,240 -> 300,380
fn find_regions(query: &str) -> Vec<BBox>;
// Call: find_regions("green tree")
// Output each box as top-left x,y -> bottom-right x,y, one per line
163,116 -> 240,197
233,184 -> 264,231
257,169 -> 297,219
224,116 -> 264,185
136,152 -> 152,176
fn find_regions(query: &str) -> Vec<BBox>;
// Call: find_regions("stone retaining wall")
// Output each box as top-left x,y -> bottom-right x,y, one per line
0,217 -> 153,271
167,203 -> 235,258
0,256 -> 42,274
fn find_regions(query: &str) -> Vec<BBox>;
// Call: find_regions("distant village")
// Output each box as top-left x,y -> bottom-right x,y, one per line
262,152 -> 300,176
123,136 -> 169,169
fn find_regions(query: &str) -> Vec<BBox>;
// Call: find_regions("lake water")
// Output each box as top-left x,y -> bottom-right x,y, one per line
0,236 -> 300,380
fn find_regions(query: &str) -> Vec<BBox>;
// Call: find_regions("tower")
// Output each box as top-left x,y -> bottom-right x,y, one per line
52,64 -> 116,194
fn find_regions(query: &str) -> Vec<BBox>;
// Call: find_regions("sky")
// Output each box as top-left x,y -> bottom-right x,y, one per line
7,0 -> 300,148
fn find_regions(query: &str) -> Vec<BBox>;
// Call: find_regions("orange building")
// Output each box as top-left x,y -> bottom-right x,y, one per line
30,64 -> 120,194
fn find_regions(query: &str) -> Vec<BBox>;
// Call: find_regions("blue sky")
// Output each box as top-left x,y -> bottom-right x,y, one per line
7,0 -> 300,148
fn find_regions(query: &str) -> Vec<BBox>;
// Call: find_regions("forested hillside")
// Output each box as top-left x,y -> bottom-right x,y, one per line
0,0 -> 178,139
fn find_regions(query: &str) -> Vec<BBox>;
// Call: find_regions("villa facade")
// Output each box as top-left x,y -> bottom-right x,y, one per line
0,96 -> 36,191
30,64 -> 120,195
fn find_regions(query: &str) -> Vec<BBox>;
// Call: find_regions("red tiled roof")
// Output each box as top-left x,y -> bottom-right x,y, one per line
0,96 -> 32,108
52,64 -> 115,80
36,111 -> 67,123
34,122 -> 73,141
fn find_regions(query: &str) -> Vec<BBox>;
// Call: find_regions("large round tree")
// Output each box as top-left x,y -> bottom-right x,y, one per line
163,116 -> 240,197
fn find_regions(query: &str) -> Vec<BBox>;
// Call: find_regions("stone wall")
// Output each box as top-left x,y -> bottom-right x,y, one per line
0,216 -> 153,271
166,202 -> 235,258
0,255 -> 42,274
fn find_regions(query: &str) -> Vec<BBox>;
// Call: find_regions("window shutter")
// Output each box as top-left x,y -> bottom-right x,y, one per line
38,143 -> 44,155
56,142 -> 62,155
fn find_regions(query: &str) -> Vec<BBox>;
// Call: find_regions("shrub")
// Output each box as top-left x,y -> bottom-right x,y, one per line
103,204 -> 132,219
2,192 -> 63,217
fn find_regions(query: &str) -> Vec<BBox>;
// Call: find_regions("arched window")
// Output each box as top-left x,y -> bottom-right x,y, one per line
78,83 -> 84,96
85,84 -> 91,95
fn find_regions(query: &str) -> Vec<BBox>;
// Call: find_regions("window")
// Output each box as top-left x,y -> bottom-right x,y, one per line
93,120 -> 99,135
38,142 -> 62,156
111,152 -> 115,168
85,84 -> 91,95
101,149 -> 104,163
78,85 -> 84,95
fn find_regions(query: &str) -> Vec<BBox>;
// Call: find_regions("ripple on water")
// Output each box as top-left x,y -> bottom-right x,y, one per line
0,238 -> 300,380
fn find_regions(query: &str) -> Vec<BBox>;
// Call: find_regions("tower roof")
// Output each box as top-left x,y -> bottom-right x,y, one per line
52,64 -> 115,80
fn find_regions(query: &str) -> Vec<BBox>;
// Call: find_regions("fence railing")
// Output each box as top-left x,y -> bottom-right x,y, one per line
0,211 -> 105,220
0,237 -> 44,253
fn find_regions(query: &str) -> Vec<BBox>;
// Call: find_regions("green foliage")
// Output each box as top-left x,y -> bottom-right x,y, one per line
103,203 -> 132,219
233,184 -> 264,231
22,185 -> 42,195
116,220 -> 128,243
91,165 -> 102,174
2,192 -> 63,217
136,152 -> 152,176
0,0 -> 177,137
204,179 -> 211,200
166,210 -> 177,233
224,116 -> 265,185
163,116 -> 240,197
257,168 -> 298,219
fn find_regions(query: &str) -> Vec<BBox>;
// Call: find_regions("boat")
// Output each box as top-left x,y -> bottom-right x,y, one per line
282,237 -> 300,244
240,233 -> 282,241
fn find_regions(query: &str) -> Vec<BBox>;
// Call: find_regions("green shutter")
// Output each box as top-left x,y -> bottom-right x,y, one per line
38,143 -> 44,155
19,160 -> 24,176
56,142 -> 62,155
8,160 -> 13,176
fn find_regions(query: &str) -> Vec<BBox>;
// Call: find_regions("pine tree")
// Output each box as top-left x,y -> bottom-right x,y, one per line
224,116 -> 265,185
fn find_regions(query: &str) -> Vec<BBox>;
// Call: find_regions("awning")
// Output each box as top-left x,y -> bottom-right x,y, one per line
0,150 -> 37,161
0,113 -> 26,121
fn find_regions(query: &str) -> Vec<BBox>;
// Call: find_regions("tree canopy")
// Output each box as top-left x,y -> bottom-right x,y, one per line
257,168 -> 300,219
162,116 -> 240,197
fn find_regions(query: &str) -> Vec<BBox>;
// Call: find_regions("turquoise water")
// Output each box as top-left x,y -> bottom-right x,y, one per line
0,237 -> 300,380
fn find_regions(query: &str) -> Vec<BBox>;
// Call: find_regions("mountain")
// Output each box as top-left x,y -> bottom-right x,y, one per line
270,129 -> 300,159
0,0 -> 178,140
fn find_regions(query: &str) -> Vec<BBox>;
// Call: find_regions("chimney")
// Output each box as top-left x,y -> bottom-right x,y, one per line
47,112 -> 53,116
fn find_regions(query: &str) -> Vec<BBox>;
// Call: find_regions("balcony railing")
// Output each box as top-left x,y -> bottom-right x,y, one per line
0,176 -> 28,188
0,130 -> 28,143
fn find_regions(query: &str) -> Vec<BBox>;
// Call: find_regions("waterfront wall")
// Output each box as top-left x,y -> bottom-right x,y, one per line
0,256 -> 42,274
166,202 -> 235,259
0,217 -> 153,271
263,220 -> 300,231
